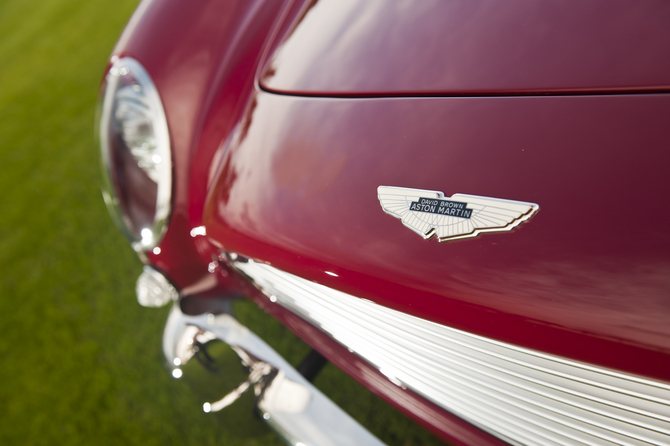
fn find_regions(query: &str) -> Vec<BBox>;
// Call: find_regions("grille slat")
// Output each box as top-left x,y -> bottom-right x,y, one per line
234,260 -> 670,446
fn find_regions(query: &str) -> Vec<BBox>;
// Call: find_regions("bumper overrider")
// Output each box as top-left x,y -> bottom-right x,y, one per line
160,285 -> 385,446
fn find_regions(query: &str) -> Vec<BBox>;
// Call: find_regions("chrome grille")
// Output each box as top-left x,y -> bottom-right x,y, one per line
233,260 -> 670,446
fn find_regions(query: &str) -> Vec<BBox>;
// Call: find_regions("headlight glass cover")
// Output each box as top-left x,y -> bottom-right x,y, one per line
98,57 -> 172,251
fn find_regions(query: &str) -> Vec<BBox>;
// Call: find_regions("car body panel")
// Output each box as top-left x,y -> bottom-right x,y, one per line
203,91 -> 670,382
102,0 -> 670,443
110,0 -> 287,291
261,0 -> 670,96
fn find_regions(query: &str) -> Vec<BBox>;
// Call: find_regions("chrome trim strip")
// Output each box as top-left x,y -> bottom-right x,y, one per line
162,304 -> 386,446
233,259 -> 670,446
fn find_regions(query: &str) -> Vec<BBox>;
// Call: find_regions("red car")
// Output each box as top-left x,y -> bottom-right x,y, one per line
97,0 -> 670,444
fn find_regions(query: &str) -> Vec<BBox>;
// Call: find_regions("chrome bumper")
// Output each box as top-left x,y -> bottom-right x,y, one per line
162,303 -> 385,446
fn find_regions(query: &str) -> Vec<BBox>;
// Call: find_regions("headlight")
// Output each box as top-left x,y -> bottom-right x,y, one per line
97,57 -> 172,251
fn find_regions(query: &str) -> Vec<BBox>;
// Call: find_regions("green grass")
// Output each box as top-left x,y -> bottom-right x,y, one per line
0,0 -> 444,444
0,0 -> 247,444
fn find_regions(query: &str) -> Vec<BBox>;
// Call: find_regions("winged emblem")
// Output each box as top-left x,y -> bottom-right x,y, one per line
377,186 -> 539,242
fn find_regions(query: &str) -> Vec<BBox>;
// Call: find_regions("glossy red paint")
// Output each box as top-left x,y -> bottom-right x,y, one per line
107,0 -> 670,442
261,0 -> 670,96
203,91 -> 670,383
109,0 -> 287,292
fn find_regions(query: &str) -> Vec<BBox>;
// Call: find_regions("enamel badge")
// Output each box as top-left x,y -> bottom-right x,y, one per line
377,186 -> 539,242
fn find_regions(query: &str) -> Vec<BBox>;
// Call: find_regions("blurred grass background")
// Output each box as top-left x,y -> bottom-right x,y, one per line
0,0 -> 442,444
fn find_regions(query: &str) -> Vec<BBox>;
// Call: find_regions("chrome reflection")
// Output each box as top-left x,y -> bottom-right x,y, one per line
98,57 -> 172,251
232,259 -> 670,446
172,324 -> 280,413
163,305 -> 385,446
136,265 -> 178,307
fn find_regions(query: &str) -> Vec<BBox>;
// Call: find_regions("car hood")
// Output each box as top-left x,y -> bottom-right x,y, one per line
202,90 -> 670,383
260,0 -> 670,96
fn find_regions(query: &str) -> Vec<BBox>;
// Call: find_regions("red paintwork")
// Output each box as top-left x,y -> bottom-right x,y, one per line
110,0 -> 287,293
203,91 -> 670,383
108,0 -> 670,443
261,0 -> 670,96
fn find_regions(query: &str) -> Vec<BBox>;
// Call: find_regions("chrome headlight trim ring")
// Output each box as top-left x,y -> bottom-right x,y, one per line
98,57 -> 172,251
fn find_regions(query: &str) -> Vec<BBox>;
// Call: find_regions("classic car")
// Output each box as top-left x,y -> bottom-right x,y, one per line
97,0 -> 670,444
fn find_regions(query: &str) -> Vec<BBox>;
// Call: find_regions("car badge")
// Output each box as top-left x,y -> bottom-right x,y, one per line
377,186 -> 539,242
